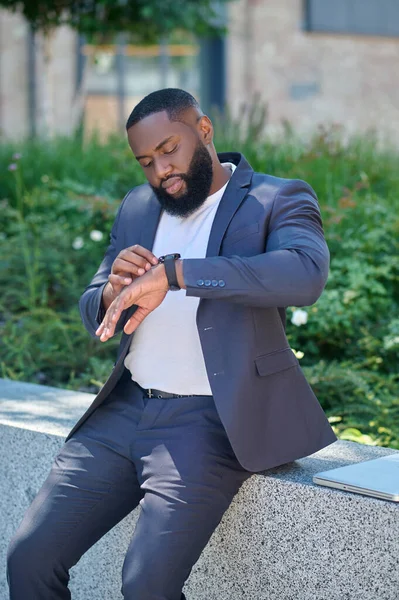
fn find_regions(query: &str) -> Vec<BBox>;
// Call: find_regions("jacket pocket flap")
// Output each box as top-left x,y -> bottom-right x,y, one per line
255,348 -> 298,377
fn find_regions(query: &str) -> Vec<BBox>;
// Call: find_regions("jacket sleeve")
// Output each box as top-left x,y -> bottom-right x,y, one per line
183,180 -> 330,308
78,191 -> 133,338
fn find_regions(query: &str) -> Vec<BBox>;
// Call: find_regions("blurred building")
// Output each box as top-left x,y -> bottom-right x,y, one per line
227,0 -> 399,137
1,0 -> 399,140
82,41 -> 199,138
0,10 -> 199,140
0,10 -> 77,139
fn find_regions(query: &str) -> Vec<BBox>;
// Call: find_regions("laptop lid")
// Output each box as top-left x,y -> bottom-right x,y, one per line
313,453 -> 399,502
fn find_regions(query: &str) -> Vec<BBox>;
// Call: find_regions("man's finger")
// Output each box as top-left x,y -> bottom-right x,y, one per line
108,273 -> 132,286
124,306 -> 150,334
100,323 -> 115,342
100,307 -> 123,340
99,283 -> 138,341
98,299 -> 121,341
127,244 -> 158,266
95,322 -> 105,336
112,257 -> 148,276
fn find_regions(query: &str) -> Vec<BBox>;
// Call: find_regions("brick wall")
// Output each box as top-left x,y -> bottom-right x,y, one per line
0,10 -> 29,139
3,1 -> 399,140
226,0 -> 399,137
0,10 -> 77,139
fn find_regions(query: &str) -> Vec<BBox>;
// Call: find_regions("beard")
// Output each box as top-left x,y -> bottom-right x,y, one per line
151,141 -> 213,218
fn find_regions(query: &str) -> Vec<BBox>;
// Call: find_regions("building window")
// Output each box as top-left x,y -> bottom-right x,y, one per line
80,42 -> 199,137
304,0 -> 399,37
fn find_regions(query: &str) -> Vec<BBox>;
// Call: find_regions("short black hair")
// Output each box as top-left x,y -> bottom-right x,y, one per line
126,88 -> 200,131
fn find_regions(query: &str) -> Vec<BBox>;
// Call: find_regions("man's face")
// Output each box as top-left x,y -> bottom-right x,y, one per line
127,111 -> 213,217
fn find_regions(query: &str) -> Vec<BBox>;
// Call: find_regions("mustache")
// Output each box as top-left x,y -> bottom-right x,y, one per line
160,174 -> 188,187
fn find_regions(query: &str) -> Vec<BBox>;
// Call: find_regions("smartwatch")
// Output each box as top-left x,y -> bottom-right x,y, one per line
158,253 -> 181,291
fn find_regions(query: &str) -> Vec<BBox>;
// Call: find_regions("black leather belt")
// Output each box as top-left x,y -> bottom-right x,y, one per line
140,386 -> 209,399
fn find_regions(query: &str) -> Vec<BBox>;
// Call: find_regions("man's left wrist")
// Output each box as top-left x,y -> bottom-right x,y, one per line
156,256 -> 186,291
153,261 -> 186,291
175,259 -> 186,290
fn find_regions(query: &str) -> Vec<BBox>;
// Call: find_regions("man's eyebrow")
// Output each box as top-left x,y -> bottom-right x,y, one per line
135,136 -> 176,161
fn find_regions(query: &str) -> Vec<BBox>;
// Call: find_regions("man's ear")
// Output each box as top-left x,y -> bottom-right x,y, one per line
197,115 -> 213,145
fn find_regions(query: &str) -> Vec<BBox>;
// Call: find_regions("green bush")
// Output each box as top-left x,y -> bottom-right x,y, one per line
0,124 -> 398,447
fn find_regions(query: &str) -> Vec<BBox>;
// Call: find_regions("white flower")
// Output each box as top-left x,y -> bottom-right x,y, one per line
291,309 -> 308,327
292,348 -> 305,359
90,230 -> 103,242
72,236 -> 84,250
343,290 -> 357,304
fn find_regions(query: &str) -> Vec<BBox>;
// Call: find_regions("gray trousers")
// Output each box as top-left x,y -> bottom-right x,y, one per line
7,372 -> 251,599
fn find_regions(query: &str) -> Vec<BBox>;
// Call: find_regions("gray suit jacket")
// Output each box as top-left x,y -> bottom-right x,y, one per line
66,152 -> 337,472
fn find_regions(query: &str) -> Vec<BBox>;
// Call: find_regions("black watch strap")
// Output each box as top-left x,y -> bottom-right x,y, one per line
158,253 -> 181,291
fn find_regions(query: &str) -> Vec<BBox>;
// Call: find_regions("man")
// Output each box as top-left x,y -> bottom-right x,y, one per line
7,88 -> 336,600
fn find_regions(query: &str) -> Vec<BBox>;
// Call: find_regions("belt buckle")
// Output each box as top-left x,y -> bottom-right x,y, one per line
147,388 -> 153,398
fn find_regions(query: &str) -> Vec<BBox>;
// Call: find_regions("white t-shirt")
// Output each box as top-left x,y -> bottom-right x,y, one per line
124,162 -> 236,394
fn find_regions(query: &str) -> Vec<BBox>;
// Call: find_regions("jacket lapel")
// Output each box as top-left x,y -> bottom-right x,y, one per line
206,152 -> 253,258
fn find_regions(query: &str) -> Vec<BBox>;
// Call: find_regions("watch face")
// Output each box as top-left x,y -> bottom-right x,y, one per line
158,253 -> 181,263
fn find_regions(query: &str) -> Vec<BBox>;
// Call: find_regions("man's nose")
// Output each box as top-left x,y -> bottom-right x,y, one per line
154,157 -> 173,182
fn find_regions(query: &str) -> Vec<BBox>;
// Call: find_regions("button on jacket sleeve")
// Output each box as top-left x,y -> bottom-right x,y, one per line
183,180 -> 329,308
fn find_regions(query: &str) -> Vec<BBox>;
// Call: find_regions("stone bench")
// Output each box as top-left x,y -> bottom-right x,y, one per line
0,377 -> 398,600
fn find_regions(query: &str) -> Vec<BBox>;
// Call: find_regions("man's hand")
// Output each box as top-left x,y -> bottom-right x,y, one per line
96,264 -> 169,341
103,244 -> 159,311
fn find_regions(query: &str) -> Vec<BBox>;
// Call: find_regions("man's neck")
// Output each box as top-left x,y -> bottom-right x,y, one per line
208,162 -> 232,196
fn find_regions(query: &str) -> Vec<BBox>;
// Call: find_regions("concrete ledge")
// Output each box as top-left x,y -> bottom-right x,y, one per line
1,378 -> 398,600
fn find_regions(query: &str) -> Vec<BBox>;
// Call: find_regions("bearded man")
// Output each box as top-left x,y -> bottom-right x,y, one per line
7,88 -> 336,600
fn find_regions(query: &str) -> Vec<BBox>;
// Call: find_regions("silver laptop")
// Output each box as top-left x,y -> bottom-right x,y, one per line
313,453 -> 399,502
